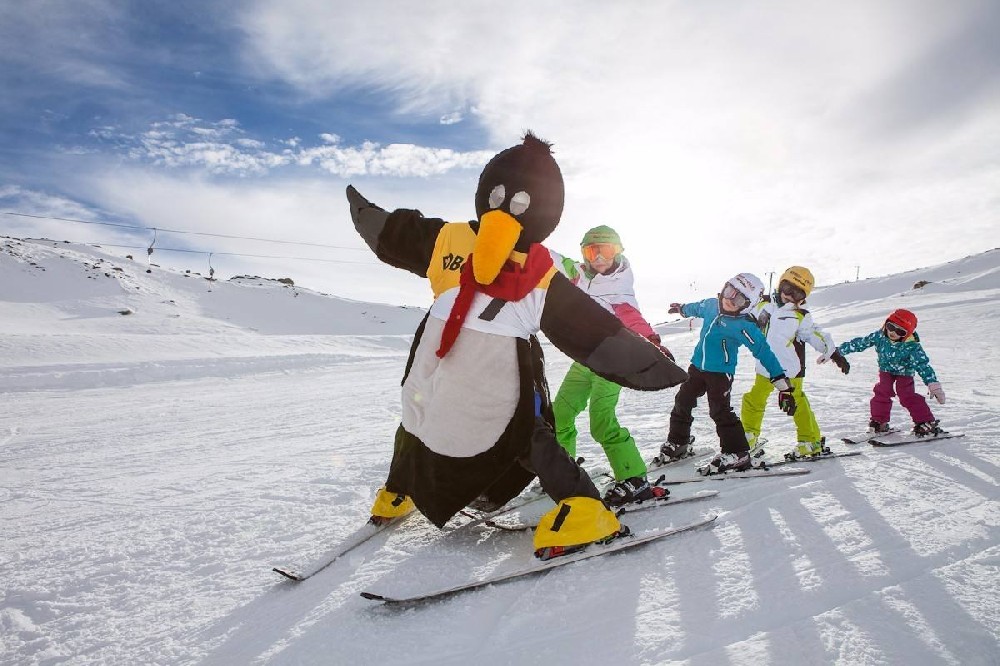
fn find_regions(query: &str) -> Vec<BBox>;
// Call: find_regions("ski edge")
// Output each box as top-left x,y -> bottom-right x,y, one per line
272,516 -> 404,582
762,450 -> 864,468
664,467 -> 810,483
841,429 -> 900,444
464,449 -> 715,526
484,490 -> 721,532
870,432 -> 965,447
360,514 -> 719,604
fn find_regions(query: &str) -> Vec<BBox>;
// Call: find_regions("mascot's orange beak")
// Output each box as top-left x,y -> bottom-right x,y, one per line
473,210 -> 523,285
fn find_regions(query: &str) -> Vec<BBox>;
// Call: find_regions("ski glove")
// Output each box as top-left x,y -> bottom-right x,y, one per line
646,333 -> 675,361
770,375 -> 792,392
778,391 -> 797,416
927,382 -> 945,404
769,375 -> 797,416
668,303 -> 683,315
830,350 -> 850,375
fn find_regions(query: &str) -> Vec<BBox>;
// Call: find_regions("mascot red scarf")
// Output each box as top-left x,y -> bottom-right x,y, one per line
437,245 -> 553,358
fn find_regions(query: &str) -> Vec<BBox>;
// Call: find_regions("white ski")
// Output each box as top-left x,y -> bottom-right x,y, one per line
484,490 -> 720,532
360,514 -> 718,604
841,428 -> 900,444
763,450 -> 864,467
273,516 -> 406,581
462,457 -> 696,526
666,467 -> 810,483
870,431 -> 965,447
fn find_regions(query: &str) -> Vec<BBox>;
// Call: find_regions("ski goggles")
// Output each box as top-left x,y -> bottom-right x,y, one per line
581,243 -> 622,263
779,281 -> 806,302
884,321 -> 908,337
720,283 -> 750,310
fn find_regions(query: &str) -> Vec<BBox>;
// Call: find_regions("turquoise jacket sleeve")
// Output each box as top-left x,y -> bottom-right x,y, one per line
681,299 -> 713,319
909,342 -> 939,384
838,331 -> 880,355
740,320 -> 786,378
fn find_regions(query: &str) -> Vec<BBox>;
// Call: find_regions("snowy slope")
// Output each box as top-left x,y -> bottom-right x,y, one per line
0,237 -> 423,390
1,241 -> 997,665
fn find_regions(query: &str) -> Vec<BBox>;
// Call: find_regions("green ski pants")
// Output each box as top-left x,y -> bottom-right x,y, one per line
553,361 -> 646,481
741,374 -> 821,443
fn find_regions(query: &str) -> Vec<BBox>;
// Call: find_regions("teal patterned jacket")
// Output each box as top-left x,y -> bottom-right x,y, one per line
837,330 -> 938,384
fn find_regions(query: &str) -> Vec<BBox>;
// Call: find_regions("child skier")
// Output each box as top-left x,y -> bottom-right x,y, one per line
836,308 -> 945,436
740,266 -> 850,460
659,273 -> 797,474
553,225 -> 675,506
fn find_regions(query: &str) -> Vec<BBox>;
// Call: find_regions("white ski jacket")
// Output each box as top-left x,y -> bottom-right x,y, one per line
752,298 -> 836,378
551,253 -> 655,338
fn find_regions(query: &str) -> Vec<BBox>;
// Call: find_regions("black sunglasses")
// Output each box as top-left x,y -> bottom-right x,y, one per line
779,282 -> 806,301
885,321 -> 908,337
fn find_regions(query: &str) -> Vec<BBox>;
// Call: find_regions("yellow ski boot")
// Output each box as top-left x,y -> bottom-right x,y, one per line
369,487 -> 415,526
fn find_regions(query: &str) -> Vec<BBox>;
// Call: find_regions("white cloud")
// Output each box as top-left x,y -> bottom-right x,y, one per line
90,115 -> 494,178
5,1 -> 997,317
15,165 -> 479,306
232,0 -> 1000,318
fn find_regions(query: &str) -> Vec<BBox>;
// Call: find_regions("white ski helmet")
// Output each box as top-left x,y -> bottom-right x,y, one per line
720,272 -> 765,315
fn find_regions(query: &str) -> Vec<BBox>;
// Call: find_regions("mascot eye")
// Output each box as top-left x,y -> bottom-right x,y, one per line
509,191 -> 531,215
488,184 -> 506,209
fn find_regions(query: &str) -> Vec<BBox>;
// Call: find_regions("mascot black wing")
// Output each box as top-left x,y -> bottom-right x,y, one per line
347,132 -> 686,555
540,275 -> 688,389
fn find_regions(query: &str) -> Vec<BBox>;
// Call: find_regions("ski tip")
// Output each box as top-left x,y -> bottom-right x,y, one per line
360,591 -> 389,602
693,513 -> 720,529
272,567 -> 304,581
484,519 -> 533,532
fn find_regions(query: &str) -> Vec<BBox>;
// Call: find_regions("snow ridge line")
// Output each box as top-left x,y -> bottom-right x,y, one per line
0,353 -> 397,391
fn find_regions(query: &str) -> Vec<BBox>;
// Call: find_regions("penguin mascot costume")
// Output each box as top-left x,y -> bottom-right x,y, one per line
347,132 -> 687,556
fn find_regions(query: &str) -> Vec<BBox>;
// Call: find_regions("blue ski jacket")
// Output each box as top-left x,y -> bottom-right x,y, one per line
837,330 -> 938,384
679,298 -> 785,378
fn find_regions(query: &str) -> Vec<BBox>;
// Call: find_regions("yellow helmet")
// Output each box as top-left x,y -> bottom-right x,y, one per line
779,266 -> 815,297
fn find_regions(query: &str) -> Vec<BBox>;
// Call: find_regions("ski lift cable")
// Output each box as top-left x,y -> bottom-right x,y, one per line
1,210 -> 367,251
88,242 -> 378,265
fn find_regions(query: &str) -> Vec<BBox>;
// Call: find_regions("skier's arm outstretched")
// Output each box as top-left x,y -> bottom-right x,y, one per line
740,321 -> 786,380
803,315 -> 851,373
798,313 -> 836,355
669,299 -> 712,319
740,321 -> 798,415
838,330 -> 881,356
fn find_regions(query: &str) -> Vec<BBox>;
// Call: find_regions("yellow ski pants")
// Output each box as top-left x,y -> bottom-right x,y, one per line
741,374 -> 821,443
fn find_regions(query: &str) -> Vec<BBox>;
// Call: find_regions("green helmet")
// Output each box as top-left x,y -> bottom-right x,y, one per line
580,225 -> 622,248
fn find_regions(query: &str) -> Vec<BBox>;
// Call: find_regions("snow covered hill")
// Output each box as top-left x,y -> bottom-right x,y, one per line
0,237 -> 423,390
1,240 -> 997,665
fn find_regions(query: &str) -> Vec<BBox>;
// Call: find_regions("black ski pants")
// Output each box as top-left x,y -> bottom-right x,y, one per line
526,417 -> 602,503
668,365 -> 749,454
468,416 -> 602,513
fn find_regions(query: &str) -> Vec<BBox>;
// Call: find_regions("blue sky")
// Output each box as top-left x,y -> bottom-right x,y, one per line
1,1 -> 998,318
